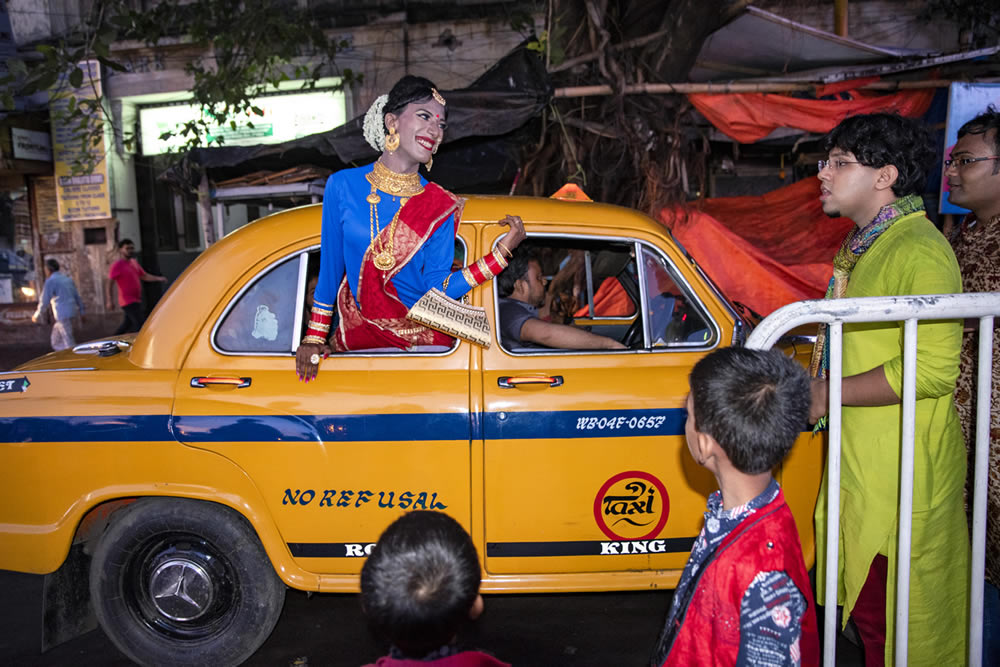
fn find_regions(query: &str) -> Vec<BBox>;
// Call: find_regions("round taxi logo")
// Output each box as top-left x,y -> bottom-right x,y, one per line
593,471 -> 669,541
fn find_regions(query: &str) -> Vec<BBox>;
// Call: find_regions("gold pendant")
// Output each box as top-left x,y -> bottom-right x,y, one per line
367,192 -> 381,205
374,251 -> 396,271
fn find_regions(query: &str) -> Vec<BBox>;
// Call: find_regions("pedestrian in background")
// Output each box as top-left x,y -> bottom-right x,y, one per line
106,238 -> 167,335
944,105 -> 1000,663
31,258 -> 84,351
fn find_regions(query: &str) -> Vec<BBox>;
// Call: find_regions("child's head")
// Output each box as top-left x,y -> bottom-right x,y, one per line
360,510 -> 483,658
686,347 -> 810,474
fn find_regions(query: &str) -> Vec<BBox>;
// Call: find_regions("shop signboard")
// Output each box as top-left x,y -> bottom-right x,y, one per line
49,60 -> 112,222
138,86 -> 346,155
11,128 -> 52,162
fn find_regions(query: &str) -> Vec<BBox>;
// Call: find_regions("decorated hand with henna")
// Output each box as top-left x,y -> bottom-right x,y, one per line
296,341 -> 331,383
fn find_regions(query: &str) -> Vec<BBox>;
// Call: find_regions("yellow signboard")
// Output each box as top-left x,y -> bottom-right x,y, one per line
49,60 -> 112,222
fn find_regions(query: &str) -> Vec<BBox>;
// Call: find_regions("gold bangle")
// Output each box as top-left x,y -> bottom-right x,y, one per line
310,322 -> 331,332
461,267 -> 477,288
496,241 -> 512,258
492,248 -> 508,269
302,335 -> 325,345
442,274 -> 451,291
476,258 -> 494,281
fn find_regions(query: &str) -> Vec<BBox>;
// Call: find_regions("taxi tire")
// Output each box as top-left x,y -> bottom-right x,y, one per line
89,497 -> 286,667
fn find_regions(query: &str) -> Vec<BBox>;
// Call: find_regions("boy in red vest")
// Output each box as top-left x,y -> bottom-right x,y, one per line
652,347 -> 820,666
360,511 -> 509,667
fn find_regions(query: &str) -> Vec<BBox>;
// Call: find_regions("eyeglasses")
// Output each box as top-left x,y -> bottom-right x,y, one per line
818,159 -> 861,171
944,156 -> 1000,169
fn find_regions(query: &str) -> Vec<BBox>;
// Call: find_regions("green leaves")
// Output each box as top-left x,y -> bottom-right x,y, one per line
8,0 -> 358,166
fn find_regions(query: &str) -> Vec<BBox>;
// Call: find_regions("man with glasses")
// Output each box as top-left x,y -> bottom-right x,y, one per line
946,105 -> 1000,663
809,113 -> 967,666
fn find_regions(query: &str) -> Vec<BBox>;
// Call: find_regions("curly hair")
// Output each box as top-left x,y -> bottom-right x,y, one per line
957,105 -> 1000,175
360,511 -> 480,658
823,113 -> 935,197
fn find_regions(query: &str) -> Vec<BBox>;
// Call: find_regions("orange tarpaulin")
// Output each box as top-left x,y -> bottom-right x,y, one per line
688,88 -> 934,143
660,178 -> 855,316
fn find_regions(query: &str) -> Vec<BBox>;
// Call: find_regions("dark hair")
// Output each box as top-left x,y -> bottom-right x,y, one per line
383,75 -> 447,126
45,258 -> 59,272
496,245 -> 537,298
360,511 -> 481,658
957,105 -> 1000,175
118,238 -> 134,248
823,113 -> 935,197
688,347 -> 810,474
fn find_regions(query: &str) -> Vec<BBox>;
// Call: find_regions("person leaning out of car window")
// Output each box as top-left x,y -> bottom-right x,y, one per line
295,75 -> 527,382
497,246 -> 625,351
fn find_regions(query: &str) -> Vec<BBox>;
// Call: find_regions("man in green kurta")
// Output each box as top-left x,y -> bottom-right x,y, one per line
809,113 -> 968,666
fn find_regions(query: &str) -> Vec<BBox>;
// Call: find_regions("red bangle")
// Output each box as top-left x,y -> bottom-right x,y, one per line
482,252 -> 505,277
467,261 -> 487,285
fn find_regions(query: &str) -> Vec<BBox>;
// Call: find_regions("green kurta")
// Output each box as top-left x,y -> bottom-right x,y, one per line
814,211 -> 969,665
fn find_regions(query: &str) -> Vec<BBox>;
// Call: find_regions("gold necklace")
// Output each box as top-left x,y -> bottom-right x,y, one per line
365,162 -> 424,271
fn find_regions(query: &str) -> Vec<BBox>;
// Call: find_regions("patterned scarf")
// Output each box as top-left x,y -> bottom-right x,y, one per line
809,194 -> 925,383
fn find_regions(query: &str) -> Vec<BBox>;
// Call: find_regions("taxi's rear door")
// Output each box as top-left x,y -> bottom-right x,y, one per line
172,244 -> 473,576
479,226 -> 731,580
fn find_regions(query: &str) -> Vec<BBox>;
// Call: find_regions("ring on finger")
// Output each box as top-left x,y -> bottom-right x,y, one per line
310,353 -> 321,365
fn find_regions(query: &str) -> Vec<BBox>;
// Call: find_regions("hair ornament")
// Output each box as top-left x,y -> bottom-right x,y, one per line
431,88 -> 446,106
363,94 -> 389,152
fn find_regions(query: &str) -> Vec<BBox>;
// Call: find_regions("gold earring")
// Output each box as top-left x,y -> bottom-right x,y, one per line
425,155 -> 433,172
385,127 -> 399,152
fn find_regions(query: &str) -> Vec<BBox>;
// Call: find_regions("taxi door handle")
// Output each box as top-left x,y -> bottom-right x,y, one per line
497,375 -> 563,388
190,376 -> 252,389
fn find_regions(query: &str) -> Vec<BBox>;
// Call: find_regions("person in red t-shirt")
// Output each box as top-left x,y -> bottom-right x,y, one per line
106,238 -> 167,335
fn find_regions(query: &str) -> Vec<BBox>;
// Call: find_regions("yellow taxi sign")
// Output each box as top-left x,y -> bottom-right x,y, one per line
549,183 -> 593,202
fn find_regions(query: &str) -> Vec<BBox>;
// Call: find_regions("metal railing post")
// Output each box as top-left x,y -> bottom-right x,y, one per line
823,322 -> 843,667
894,318 -> 918,666
969,315 -> 994,667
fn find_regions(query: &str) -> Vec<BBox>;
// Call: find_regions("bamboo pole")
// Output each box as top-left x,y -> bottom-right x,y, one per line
834,0 -> 849,37
553,79 -> 955,97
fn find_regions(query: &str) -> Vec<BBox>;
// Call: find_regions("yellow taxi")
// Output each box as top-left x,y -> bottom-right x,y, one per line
0,194 -> 822,666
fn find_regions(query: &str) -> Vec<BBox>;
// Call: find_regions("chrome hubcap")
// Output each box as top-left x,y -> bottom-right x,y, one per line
149,559 -> 214,622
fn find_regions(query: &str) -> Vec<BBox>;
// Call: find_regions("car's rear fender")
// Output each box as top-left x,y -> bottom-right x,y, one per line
0,439 -> 322,591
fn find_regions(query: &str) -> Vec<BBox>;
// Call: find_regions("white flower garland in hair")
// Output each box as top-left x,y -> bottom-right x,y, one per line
363,94 -> 389,152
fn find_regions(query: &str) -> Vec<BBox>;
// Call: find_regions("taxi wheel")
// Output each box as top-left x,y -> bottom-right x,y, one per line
89,497 -> 286,667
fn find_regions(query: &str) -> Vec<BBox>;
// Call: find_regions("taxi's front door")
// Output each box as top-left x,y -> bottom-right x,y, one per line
480,231 -> 724,579
172,248 -> 473,576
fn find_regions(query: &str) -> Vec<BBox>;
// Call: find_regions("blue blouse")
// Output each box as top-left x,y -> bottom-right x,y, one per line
312,163 -> 473,312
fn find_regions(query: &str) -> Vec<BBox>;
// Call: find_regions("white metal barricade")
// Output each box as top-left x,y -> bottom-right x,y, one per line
746,292 -> 1000,667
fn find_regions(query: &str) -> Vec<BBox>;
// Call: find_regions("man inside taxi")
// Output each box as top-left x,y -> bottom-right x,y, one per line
497,246 -> 625,351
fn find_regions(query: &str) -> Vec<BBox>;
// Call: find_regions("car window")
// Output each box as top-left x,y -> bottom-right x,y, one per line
215,256 -> 299,354
284,239 -> 469,356
496,236 -> 716,354
639,245 -> 716,348
496,237 -> 637,353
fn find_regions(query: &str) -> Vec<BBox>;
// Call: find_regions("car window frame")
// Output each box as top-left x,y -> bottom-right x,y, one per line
635,240 -> 720,350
